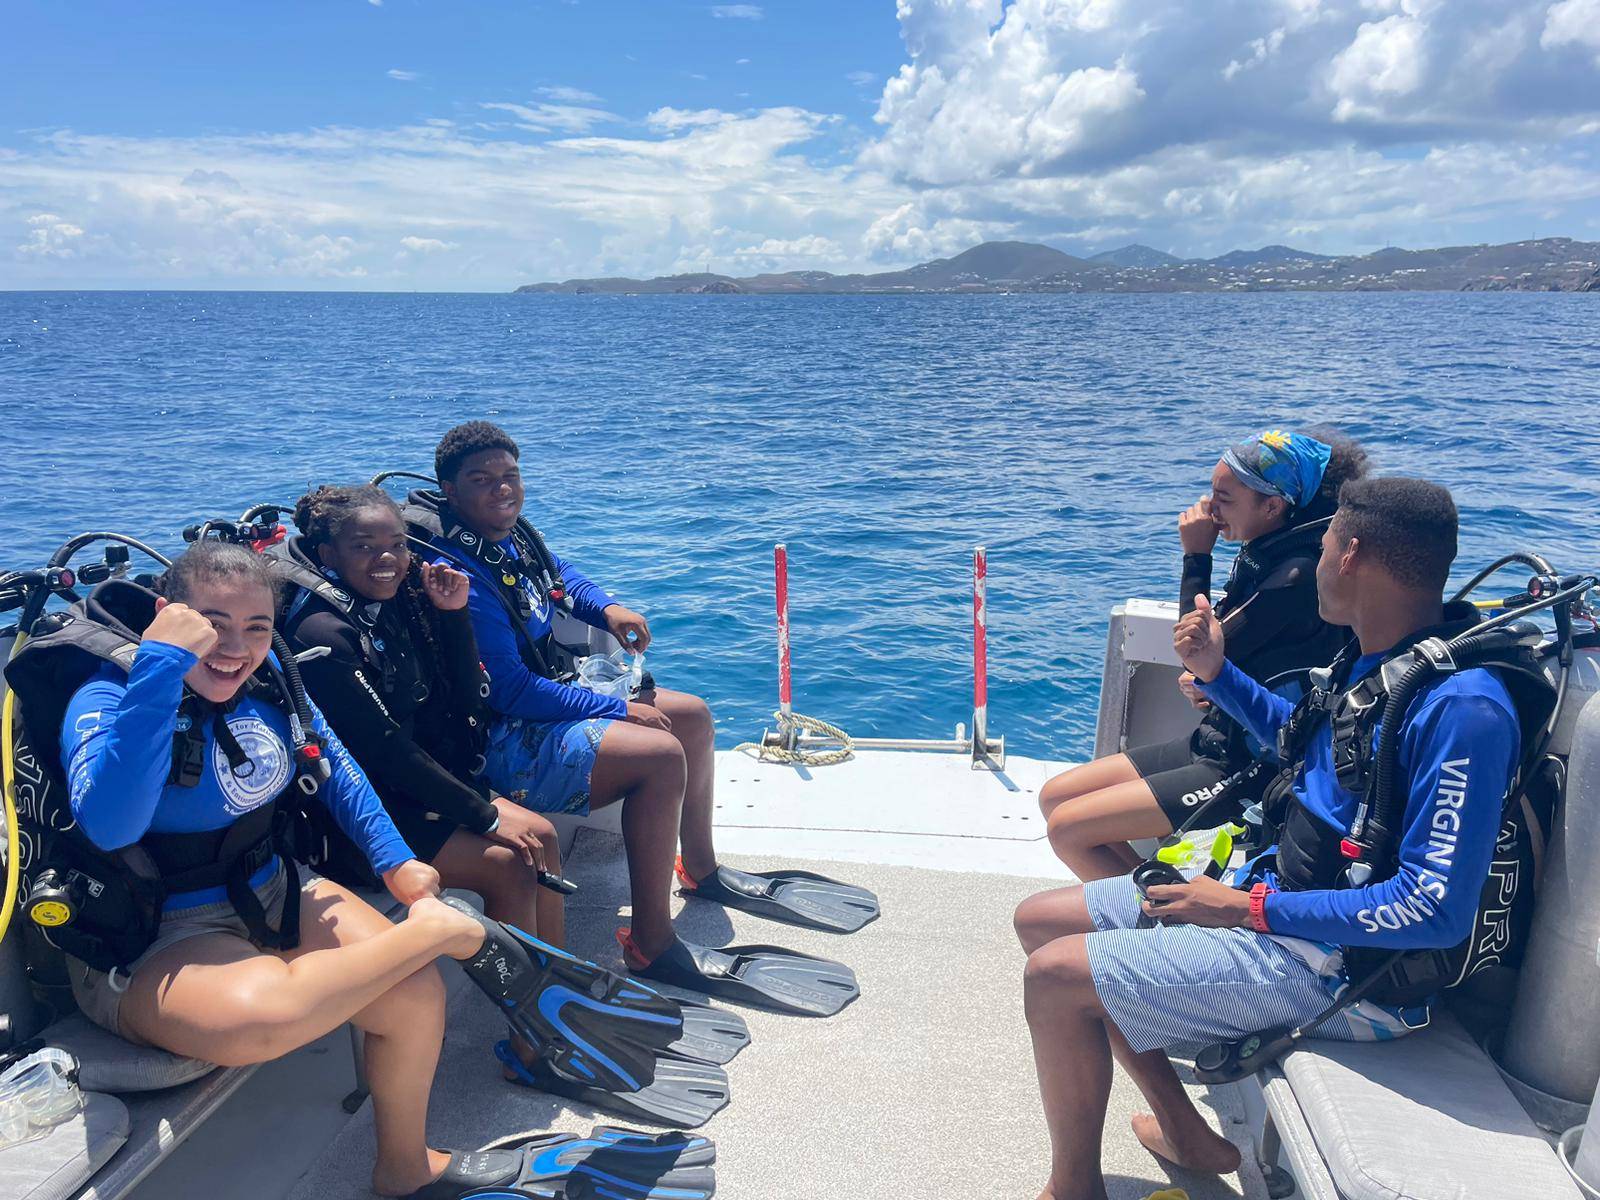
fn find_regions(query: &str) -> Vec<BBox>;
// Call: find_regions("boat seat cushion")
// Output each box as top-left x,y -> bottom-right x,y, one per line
46,1013 -> 217,1093
4,1090 -> 129,1200
1280,1011 -> 1582,1200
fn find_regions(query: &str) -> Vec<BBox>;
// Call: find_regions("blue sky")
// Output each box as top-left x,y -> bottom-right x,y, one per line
4,0 -> 1599,289
2,2 -> 900,146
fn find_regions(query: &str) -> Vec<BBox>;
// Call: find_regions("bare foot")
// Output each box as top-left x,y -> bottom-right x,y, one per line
410,896 -> 487,959
1034,1179 -> 1107,1200
372,1146 -> 454,1196
1132,1111 -> 1242,1175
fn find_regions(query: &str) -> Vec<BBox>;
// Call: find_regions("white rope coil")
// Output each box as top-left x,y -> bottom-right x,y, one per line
735,710 -> 854,767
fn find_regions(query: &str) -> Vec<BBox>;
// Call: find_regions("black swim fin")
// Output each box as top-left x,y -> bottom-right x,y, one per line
676,859 -> 880,934
495,1041 -> 731,1130
674,1002 -> 751,1066
620,931 -> 860,1018
448,898 -> 684,1094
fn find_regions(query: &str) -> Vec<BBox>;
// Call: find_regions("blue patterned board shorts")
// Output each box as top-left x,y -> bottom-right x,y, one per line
484,716 -> 613,815
1082,875 -> 1399,1056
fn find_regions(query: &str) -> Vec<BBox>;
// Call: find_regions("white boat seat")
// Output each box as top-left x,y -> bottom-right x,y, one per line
1276,1012 -> 1582,1200
43,1014 -> 214,1094
4,1091 -> 129,1200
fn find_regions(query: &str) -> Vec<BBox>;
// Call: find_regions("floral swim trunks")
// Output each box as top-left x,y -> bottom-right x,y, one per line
483,715 -> 613,815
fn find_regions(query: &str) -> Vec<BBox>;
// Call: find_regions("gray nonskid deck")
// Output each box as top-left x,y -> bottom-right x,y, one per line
280,830 -> 1262,1200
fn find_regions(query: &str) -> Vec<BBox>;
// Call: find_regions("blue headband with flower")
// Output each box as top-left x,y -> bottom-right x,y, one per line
1221,430 -> 1331,510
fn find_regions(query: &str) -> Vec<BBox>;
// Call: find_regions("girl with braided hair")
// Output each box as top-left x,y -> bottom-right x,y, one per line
278,484 -> 566,955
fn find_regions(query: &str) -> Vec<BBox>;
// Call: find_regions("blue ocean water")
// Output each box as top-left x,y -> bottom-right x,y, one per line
3,291 -> 1597,761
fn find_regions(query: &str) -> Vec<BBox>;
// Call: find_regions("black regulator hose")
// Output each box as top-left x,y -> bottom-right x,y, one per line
20,533 -> 172,635
270,630 -> 330,796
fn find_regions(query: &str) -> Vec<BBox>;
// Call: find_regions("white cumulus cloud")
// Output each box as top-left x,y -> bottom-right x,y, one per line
18,214 -> 86,259
399,236 -> 456,252
710,5 -> 763,18
1542,0 -> 1600,61
387,69 -> 419,82
1327,15 -> 1428,119
4,0 -> 1600,287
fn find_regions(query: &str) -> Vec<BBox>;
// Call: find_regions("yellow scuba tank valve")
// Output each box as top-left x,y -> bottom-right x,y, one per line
21,870 -> 75,928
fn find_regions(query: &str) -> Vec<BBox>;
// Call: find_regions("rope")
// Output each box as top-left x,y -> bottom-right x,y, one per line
734,710 -> 854,767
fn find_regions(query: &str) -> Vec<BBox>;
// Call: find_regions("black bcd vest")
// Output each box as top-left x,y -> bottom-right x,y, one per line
3,581 -> 322,974
1262,604 -> 1559,1005
400,487 -> 576,680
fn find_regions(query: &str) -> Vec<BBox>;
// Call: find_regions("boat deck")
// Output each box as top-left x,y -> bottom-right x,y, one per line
126,750 -> 1266,1200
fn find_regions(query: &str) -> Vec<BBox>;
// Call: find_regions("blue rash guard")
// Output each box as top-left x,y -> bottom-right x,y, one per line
439,535 -> 629,724
1199,653 -> 1519,950
61,639 -> 414,912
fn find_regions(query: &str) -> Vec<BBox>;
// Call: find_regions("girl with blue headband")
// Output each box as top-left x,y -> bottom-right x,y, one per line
1038,427 -> 1368,880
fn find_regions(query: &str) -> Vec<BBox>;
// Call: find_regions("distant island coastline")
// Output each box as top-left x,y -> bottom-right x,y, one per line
517,237 -> 1600,296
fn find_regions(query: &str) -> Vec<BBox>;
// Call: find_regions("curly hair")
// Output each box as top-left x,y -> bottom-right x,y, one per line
1300,425 -> 1371,508
1333,476 -> 1458,592
292,483 -> 443,669
434,420 -> 519,483
158,540 -> 282,609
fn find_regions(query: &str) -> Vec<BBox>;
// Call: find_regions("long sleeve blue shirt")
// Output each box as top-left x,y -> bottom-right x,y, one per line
61,639 -> 414,911
1199,652 -> 1519,950
439,537 -> 629,724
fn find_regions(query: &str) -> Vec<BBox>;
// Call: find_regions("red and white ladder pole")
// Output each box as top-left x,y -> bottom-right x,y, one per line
774,542 -> 797,749
972,545 -> 1004,768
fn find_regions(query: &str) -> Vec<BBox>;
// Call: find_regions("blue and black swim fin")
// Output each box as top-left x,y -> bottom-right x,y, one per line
496,1041 -> 730,1129
449,897 -> 689,1094
409,1124 -> 716,1200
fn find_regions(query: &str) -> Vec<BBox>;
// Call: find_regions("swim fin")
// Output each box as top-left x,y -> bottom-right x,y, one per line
448,1124 -> 715,1200
674,1002 -> 751,1066
514,1124 -> 715,1200
675,859 -> 880,934
619,931 -> 860,1018
495,1041 -> 731,1129
449,897 -> 683,1094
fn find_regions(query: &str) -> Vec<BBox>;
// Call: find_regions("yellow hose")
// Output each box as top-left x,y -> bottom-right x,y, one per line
0,631 -> 25,949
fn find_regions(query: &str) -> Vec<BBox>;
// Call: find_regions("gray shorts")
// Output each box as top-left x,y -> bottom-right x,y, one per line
69,865 -> 305,1041
1082,875 -> 1382,1055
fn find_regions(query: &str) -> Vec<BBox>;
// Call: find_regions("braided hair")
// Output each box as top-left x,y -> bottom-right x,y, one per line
292,483 -> 444,670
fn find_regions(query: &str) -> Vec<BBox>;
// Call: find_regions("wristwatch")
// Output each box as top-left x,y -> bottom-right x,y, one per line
1248,882 -> 1273,933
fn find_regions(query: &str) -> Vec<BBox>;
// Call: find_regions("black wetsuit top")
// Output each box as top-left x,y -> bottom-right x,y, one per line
283,589 -> 497,862
1178,514 -> 1350,768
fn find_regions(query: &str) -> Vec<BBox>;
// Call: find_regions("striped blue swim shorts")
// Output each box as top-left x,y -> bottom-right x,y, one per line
1082,874 -> 1415,1056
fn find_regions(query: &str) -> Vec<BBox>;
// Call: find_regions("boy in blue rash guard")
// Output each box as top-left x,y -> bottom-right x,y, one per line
1011,478 -> 1519,1200
423,421 -> 730,970
50,541 -> 521,1200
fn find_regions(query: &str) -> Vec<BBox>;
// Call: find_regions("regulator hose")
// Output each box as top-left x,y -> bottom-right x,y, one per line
1,632 -> 26,950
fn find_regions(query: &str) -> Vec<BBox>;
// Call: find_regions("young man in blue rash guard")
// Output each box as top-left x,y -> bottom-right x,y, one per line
1012,478 -> 1518,1200
49,542 -> 505,1199
421,422 -> 724,969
